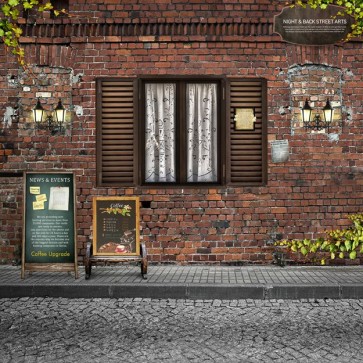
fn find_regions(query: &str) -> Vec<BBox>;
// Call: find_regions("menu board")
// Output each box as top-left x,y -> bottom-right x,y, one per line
93,197 -> 140,256
22,172 -> 78,278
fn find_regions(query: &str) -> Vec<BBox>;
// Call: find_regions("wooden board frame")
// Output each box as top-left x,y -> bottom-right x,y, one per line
21,171 -> 78,279
93,196 -> 140,256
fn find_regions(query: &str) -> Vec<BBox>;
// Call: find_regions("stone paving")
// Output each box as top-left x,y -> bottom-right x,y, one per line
1,297 -> 363,363
2,265 -> 363,299
2,265 -> 363,285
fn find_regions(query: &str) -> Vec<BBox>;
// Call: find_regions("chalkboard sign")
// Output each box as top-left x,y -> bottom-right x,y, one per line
22,172 -> 78,278
93,197 -> 140,256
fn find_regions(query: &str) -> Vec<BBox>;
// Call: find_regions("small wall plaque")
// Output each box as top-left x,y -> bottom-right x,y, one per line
35,92 -> 52,98
234,108 -> 256,130
271,140 -> 289,163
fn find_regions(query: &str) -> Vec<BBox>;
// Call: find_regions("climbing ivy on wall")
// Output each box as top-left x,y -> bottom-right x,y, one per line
1,1 -> 363,68
295,0 -> 363,38
0,0 -> 65,67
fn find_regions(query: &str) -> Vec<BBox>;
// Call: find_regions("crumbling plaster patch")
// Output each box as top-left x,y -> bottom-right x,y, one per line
282,64 -> 351,137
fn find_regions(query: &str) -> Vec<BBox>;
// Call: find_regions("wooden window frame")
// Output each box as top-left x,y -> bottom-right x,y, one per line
96,77 -> 267,188
138,77 -> 226,187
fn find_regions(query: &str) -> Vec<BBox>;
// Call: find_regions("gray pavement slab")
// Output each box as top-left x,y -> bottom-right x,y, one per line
1,264 -> 363,299
1,297 -> 363,362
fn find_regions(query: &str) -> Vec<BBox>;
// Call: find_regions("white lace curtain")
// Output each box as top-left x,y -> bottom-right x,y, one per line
145,83 -> 176,182
145,82 -> 217,183
186,83 -> 218,182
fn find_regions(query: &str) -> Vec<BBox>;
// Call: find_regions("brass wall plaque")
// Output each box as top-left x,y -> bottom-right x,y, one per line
234,108 -> 256,130
274,5 -> 354,45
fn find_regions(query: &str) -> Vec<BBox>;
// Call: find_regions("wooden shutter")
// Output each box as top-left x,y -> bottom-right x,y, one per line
96,79 -> 136,186
228,79 -> 267,185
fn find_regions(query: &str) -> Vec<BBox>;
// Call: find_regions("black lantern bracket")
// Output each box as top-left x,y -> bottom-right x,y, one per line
33,98 -> 67,135
301,98 -> 343,133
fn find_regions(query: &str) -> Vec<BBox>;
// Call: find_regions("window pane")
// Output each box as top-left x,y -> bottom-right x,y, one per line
145,83 -> 176,182
186,83 -> 218,182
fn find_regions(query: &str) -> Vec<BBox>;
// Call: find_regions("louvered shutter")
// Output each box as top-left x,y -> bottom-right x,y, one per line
96,79 -> 136,186
228,79 -> 267,185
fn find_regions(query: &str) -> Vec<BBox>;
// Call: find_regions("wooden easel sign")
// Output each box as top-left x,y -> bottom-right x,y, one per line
93,197 -> 140,256
22,171 -> 78,279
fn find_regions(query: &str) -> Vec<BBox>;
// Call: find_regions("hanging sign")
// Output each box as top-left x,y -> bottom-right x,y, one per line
274,5 -> 354,45
22,171 -> 78,278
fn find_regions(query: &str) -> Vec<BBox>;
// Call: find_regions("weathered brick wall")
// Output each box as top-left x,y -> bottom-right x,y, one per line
0,176 -> 23,264
1,0 -> 363,264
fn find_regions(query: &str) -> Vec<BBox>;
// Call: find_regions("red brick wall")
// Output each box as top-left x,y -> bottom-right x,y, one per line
1,0 -> 363,264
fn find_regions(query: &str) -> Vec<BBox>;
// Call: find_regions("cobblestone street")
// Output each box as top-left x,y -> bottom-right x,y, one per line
1,298 -> 363,363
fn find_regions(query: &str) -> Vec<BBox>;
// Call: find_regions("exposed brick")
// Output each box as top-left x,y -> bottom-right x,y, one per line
1,1 -> 363,265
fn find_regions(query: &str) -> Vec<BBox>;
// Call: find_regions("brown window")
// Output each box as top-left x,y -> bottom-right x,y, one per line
96,77 -> 267,187
140,79 -> 224,185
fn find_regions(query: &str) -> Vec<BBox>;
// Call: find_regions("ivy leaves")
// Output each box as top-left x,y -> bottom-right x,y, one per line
0,1 -> 60,67
100,205 -> 132,217
276,214 -> 363,265
295,0 -> 363,39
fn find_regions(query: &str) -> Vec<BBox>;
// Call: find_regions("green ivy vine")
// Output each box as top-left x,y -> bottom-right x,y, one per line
295,0 -> 363,38
0,0 -> 65,67
2,1 -> 363,67
275,213 -> 363,265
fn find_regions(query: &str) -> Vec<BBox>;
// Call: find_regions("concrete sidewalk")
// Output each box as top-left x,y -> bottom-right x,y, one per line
1,264 -> 363,300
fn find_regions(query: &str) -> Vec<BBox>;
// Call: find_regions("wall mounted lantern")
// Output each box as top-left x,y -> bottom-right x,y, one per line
33,98 -> 67,134
301,98 -> 336,132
